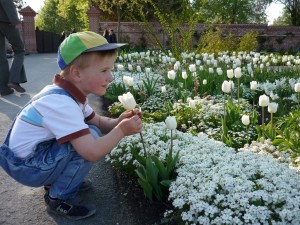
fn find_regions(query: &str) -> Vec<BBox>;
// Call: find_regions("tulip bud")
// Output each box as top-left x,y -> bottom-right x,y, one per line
167,70 -> 176,80
182,71 -> 187,79
222,80 -> 231,93
165,116 -> 177,130
234,67 -> 242,78
118,92 -> 137,110
241,115 -> 250,126
161,86 -> 166,93
227,69 -> 234,79
259,94 -> 270,107
250,81 -> 257,90
189,99 -> 196,109
268,102 -> 278,114
203,79 -> 207,85
294,83 -> 300,92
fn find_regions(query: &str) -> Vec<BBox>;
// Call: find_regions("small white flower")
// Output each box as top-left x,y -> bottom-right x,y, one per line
161,86 -> 166,93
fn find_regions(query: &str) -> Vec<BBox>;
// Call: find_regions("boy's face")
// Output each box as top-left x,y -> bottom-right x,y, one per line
76,54 -> 115,96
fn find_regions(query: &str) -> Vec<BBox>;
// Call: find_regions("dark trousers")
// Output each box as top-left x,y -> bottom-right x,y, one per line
0,22 -> 27,91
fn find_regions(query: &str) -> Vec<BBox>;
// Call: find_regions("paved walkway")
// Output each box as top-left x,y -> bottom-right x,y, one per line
0,54 -> 142,225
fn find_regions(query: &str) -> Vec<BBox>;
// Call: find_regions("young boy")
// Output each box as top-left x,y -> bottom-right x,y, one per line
0,31 -> 142,220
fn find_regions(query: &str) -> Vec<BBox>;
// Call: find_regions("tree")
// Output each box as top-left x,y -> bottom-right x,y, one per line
13,0 -> 25,10
35,0 -> 89,34
192,0 -> 270,24
272,8 -> 292,25
91,0 -> 142,42
274,0 -> 300,25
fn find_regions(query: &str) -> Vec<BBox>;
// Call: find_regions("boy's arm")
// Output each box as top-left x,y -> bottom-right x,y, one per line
70,114 -> 142,162
87,110 -> 135,134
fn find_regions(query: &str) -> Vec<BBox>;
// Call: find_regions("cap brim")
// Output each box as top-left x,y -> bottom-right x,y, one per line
84,43 -> 127,53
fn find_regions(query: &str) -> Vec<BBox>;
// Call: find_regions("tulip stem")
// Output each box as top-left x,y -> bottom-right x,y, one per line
237,78 -> 240,109
140,132 -> 147,157
261,106 -> 265,129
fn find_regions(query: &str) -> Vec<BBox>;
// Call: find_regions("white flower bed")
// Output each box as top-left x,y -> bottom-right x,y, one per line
107,122 -> 300,224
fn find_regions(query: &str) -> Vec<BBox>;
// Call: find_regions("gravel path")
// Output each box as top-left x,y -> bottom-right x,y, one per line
0,53 -> 165,225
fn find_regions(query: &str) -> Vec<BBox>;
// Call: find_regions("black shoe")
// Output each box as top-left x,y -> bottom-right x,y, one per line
0,88 -> 14,96
44,180 -> 92,193
44,194 -> 96,220
8,83 -> 26,93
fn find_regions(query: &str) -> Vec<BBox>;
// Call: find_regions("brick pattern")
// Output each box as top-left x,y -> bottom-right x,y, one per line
20,6 -> 300,53
19,6 -> 37,53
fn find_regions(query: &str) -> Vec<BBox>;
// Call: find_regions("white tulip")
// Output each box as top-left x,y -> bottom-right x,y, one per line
145,67 -> 151,74
161,86 -> 166,93
227,69 -> 234,79
117,64 -> 125,71
136,65 -> 142,72
268,102 -> 278,114
167,70 -> 176,80
259,94 -> 270,107
128,64 -> 133,71
165,116 -> 177,130
189,64 -> 196,72
294,83 -> 300,92
222,80 -> 231,93
203,79 -> 207,85
234,67 -> 242,78
209,68 -> 214,74
189,99 -> 196,109
118,92 -> 136,110
241,115 -> 250,126
123,76 -> 134,86
182,71 -> 187,79
250,81 -> 257,90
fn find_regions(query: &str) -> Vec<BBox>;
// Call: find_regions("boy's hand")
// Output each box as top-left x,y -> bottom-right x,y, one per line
117,115 -> 142,136
118,108 -> 142,122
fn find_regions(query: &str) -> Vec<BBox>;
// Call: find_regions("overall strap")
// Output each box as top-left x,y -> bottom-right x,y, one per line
3,88 -> 77,145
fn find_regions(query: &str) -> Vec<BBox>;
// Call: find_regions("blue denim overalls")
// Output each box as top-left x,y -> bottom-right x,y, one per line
0,88 -> 102,200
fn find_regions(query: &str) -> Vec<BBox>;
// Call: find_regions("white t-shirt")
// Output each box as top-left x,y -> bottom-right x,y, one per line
9,85 -> 94,158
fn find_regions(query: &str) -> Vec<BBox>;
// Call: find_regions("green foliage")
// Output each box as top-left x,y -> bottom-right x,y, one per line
105,82 -> 126,103
131,135 -> 179,201
272,109 -> 300,154
197,27 -> 237,54
238,31 -> 259,52
35,0 -> 89,33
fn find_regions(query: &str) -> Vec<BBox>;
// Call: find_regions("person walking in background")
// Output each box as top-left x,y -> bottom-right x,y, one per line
0,0 -> 27,95
108,29 -> 117,43
103,29 -> 109,42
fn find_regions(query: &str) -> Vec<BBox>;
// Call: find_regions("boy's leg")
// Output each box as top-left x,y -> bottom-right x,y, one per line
47,125 -> 102,200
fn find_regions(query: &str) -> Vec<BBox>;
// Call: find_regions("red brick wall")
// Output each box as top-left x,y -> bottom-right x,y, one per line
19,6 -> 300,53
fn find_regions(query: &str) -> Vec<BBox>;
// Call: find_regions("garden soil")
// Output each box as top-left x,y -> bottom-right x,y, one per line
0,53 -> 171,225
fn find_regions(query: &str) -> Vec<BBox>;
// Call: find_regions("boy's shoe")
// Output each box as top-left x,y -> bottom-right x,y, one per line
8,83 -> 26,93
0,88 -> 14,96
44,194 -> 96,220
44,180 -> 92,193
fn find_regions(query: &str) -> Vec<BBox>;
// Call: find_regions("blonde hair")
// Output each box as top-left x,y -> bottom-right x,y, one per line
60,50 -> 117,77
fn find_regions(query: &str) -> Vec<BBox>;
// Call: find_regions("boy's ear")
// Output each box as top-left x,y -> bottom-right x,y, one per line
69,65 -> 81,81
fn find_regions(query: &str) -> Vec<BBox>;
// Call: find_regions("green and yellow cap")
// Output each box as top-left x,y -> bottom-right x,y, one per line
57,31 -> 126,70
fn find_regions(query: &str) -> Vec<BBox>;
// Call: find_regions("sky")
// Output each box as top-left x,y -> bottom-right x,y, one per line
24,0 -> 284,25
